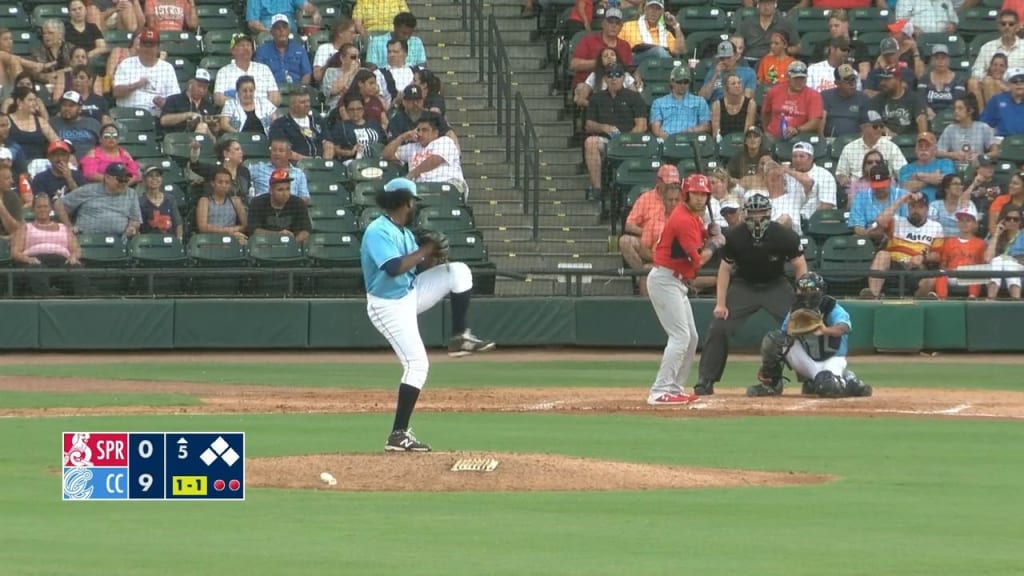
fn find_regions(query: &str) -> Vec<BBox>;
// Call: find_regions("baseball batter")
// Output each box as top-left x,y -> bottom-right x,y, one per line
646,174 -> 716,405
752,272 -> 872,398
361,178 -> 495,452
695,194 -> 807,395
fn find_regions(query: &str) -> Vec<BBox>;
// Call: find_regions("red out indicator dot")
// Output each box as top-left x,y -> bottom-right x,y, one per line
228,479 -> 241,491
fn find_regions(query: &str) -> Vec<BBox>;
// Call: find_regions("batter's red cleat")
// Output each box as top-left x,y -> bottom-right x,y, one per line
647,392 -> 701,406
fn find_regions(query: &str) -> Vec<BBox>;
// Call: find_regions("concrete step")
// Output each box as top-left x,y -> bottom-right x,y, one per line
460,147 -> 579,167
468,186 -> 587,203
445,79 -> 559,99
434,54 -> 546,74
419,28 -> 535,46
469,198 -> 600,216
441,68 -> 552,85
479,225 -> 611,242
490,253 -> 624,271
422,14 -> 539,33
486,239 -> 613,253
443,94 -> 565,111
475,212 -> 602,228
447,106 -> 564,124
457,132 -> 574,152
428,43 -> 547,60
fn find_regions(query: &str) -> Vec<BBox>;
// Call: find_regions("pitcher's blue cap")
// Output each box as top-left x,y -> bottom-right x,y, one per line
384,177 -> 418,196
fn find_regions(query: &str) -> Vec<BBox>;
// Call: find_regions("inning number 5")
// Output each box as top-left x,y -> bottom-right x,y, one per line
178,443 -> 188,459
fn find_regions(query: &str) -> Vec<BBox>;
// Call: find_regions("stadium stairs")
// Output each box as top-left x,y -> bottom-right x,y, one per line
413,0 -> 630,296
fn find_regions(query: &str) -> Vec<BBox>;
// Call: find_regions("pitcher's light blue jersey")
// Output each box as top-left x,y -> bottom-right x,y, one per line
361,214 -> 419,299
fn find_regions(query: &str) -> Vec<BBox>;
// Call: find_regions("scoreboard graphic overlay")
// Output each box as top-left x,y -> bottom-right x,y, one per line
62,432 -> 245,501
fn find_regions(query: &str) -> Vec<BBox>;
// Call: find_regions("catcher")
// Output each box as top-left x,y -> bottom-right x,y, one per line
747,272 -> 873,398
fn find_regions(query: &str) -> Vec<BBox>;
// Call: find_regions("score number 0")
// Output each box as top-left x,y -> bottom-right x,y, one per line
136,439 -> 159,493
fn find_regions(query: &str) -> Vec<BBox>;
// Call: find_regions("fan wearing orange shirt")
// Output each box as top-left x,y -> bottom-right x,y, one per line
757,31 -> 795,86
920,204 -> 986,299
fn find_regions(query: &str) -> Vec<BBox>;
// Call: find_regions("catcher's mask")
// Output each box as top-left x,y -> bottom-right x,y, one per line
795,272 -> 826,309
744,194 -> 772,241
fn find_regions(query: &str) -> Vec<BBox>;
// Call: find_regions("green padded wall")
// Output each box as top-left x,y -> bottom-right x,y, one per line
836,301 -> 875,353
308,300 -> 445,348
174,300 -> 309,348
921,301 -> 967,350
575,298 -> 663,346
0,301 -> 39,349
965,302 -> 1024,351
39,300 -> 174,349
451,297 -> 576,346
873,302 -> 925,352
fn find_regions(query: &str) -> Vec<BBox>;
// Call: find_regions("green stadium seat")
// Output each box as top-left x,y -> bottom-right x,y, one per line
248,233 -> 307,266
918,33 -> 967,58
637,56 -> 684,85
805,208 -> 853,243
856,31 -> 890,59
227,131 -> 270,160
161,32 -> 204,61
163,132 -> 213,160
199,55 -> 233,78
129,234 -> 189,295
103,30 -> 134,49
169,57 -> 198,86
31,4 -> 68,27
968,32 -> 1000,63
358,206 -> 384,230
120,133 -> 163,160
819,235 -> 877,294
605,133 -> 662,164
415,182 -> 465,210
9,31 -> 34,57
661,133 -> 698,164
196,6 -> 241,31
348,158 -> 403,183
789,7 -> 830,35
799,236 -> 821,269
353,181 -> 384,207
849,8 -> 893,34
957,8 -> 999,39
309,205 -> 360,233
0,7 -> 33,31
305,232 -> 362,295
187,233 -> 248,294
111,106 -> 155,123
998,135 -> 1024,164
717,131 -> 745,162
414,206 -> 476,235
830,133 -> 859,162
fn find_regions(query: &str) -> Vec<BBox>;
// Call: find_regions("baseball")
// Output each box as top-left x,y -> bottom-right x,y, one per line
320,472 -> 337,486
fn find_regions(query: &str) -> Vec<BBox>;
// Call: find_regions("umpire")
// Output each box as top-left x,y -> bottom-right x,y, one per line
695,194 -> 808,395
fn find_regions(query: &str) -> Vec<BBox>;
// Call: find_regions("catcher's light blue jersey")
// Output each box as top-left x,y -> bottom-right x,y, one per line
781,304 -> 851,360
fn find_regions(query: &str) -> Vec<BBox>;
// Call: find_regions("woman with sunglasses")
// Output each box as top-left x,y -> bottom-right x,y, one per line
984,203 -> 1024,299
325,92 -> 386,163
321,42 -> 361,111
312,18 -> 358,84
79,123 -> 140,184
987,172 -> 1024,233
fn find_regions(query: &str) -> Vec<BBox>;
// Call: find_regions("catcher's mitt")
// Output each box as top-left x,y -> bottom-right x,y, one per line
787,308 -> 824,336
415,228 -> 450,271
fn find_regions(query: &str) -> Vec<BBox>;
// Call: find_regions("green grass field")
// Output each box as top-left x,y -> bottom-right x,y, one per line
2,359 -> 1022,575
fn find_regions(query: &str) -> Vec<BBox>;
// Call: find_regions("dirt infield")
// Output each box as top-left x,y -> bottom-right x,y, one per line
11,351 -> 1024,492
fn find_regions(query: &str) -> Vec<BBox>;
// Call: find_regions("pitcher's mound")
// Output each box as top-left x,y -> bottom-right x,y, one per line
248,452 -> 834,492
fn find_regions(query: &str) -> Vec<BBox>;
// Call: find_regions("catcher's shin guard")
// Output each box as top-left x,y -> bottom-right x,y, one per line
757,330 -> 793,388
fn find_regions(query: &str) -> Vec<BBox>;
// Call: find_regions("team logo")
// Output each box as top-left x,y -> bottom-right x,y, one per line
62,467 -> 94,500
63,433 -> 93,467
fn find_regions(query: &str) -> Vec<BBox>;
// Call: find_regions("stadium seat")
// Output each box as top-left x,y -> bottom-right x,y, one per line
358,206 -> 384,230
297,158 -> 349,182
129,234 -> 189,295
199,55 -> 232,78
968,32 -> 1001,62
121,133 -> 163,160
31,4 -> 68,27
248,234 -> 306,295
196,6 -> 241,31
805,208 -> 853,243
717,131 -> 745,162
799,236 -> 821,269
187,233 -> 248,294
605,133 -> 662,164
103,30 -> 134,49
78,233 -> 130,294
789,7 -> 830,35
169,58 -> 198,86
819,235 -> 877,294
415,182 -> 465,210
307,181 -> 352,207
353,181 -> 384,206
671,132 -> 717,170
637,57 -> 683,85
305,233 -> 362,295
957,8 -> 999,40
9,31 -> 33,57
730,7 -> 757,29
309,205 -> 360,233
856,31 -> 890,60
892,133 -> 918,162
162,32 -> 204,61
661,133 -> 698,165
163,132 -> 213,160
849,8 -> 892,34
414,206 -> 476,235
830,133 -> 859,163
0,7 -> 31,32
918,33 -> 967,58
348,158 -> 403,183
228,131 -> 270,160
111,107 -> 155,123
997,134 -> 1024,164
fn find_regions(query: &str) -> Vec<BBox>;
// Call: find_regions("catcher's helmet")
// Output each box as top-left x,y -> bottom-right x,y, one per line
744,193 -> 772,241
796,272 -> 826,309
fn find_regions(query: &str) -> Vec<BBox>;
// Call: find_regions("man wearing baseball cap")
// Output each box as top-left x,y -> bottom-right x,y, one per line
111,29 -> 179,115
55,162 -> 142,236
49,90 -> 100,159
213,33 -> 280,107
387,84 -> 455,142
860,189 -> 943,299
785,140 -> 837,219
650,65 -> 709,139
871,65 -> 928,135
159,68 -> 216,136
820,64 -> 869,137
247,0 -> 321,34
619,164 -> 682,296
246,168 -> 311,244
646,173 -> 715,405
761,60 -> 823,140
255,14 -> 313,86
834,109 -> 908,189
864,37 -> 917,98
698,40 -> 757,103
897,132 -> 955,202
617,0 -> 685,65
847,162 -> 908,243
735,0 -> 799,62
806,37 -> 858,93
32,140 -> 86,200
569,7 -> 633,87
981,66 -> 1024,136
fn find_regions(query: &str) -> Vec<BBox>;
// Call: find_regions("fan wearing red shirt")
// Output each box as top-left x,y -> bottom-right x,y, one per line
645,174 -> 716,406
569,8 -> 634,87
761,60 -> 824,140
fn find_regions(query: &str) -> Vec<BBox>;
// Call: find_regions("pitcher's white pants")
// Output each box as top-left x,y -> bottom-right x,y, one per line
366,262 -> 473,389
785,343 -> 847,381
647,266 -> 698,397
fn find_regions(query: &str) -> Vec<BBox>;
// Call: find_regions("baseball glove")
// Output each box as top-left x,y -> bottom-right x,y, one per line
787,308 -> 824,336
415,228 -> 450,271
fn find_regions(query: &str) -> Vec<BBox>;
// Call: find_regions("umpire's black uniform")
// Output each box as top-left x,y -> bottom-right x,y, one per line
696,221 -> 806,394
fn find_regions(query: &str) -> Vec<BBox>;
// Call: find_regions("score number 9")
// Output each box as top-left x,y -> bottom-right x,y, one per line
136,440 -> 156,492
